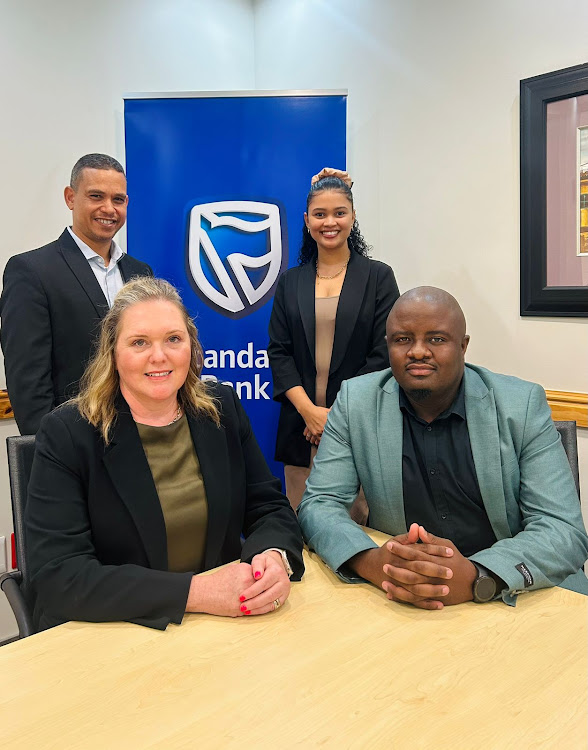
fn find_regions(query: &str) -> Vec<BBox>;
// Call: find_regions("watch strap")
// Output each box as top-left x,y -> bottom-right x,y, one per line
263,548 -> 294,578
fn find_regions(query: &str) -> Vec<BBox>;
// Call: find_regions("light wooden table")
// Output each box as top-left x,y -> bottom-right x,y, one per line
0,530 -> 586,749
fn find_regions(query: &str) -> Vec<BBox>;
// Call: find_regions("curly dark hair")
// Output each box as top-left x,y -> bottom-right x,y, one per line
298,176 -> 371,265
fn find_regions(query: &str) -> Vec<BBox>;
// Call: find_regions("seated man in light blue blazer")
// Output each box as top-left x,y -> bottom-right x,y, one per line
297,287 -> 588,609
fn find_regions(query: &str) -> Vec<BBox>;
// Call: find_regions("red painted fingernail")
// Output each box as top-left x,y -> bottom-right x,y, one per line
254,571 -> 261,579
239,595 -> 246,602
240,605 -> 247,612
245,610 -> 251,615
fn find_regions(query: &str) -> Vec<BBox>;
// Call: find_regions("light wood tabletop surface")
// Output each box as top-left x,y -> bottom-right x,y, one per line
0,530 -> 586,749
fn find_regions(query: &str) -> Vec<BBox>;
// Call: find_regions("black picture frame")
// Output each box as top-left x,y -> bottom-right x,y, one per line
520,62 -> 588,317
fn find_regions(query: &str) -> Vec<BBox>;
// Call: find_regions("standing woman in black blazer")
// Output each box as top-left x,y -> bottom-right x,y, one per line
268,172 -> 400,516
26,277 -> 303,632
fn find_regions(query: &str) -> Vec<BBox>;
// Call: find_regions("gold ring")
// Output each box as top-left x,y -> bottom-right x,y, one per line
273,598 -> 281,611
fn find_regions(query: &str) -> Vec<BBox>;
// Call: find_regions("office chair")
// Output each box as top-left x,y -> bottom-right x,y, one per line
553,420 -> 581,501
0,435 -> 36,639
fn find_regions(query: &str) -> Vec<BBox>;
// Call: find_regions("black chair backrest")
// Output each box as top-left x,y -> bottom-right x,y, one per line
553,421 -> 580,501
6,435 -> 36,590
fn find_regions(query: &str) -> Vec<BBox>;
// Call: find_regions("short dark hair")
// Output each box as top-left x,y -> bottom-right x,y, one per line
298,176 -> 371,265
70,153 -> 125,190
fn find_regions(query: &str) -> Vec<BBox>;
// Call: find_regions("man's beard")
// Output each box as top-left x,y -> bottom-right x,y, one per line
406,388 -> 432,402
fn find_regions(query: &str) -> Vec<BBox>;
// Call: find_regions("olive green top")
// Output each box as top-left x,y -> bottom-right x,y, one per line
136,415 -> 208,573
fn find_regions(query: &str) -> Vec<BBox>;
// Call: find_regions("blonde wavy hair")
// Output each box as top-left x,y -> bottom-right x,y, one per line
76,277 -> 219,443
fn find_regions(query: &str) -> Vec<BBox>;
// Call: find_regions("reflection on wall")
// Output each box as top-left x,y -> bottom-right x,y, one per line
580,126 -> 588,255
546,96 -> 588,285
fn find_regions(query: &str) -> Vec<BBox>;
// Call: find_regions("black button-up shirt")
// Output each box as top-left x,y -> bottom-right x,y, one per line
399,379 -> 497,557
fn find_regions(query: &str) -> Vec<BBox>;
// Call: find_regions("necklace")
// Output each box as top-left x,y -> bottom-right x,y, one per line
167,405 -> 182,425
315,256 -> 350,280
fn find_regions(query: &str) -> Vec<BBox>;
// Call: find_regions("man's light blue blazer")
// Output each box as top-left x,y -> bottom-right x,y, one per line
298,364 -> 588,603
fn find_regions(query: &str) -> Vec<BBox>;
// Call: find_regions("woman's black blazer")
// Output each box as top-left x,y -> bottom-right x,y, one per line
268,252 -> 399,466
25,384 -> 304,632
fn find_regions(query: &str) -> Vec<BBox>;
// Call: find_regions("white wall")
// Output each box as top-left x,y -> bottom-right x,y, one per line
0,0 -> 256,639
253,0 -> 588,518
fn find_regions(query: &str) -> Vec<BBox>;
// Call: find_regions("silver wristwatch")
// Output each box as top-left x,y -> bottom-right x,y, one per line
472,563 -> 497,603
264,548 -> 294,578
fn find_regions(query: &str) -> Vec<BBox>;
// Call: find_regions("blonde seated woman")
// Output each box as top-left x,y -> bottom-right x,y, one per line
25,277 -> 304,631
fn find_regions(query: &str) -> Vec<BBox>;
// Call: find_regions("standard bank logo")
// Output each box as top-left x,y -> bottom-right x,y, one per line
187,201 -> 286,318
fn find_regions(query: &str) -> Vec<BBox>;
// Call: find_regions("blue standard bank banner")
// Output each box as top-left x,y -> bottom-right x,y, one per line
124,93 -> 347,478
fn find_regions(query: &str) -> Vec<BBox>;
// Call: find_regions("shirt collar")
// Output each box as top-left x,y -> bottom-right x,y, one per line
399,376 -> 466,423
67,226 -> 124,266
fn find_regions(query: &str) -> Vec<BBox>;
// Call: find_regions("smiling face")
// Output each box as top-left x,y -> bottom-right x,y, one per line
386,296 -> 469,414
64,168 -> 128,253
114,300 -> 192,412
304,189 -> 356,254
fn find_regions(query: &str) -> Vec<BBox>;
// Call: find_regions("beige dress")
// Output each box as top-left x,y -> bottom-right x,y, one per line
285,296 -> 368,523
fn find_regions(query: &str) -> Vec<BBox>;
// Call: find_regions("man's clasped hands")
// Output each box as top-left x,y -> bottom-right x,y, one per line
351,523 -> 478,609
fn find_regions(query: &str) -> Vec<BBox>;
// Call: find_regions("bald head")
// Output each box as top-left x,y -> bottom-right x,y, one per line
386,287 -> 470,419
387,287 -> 466,339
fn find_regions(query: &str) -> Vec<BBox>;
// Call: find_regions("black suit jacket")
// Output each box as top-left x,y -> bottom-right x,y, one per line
25,384 -> 304,632
0,229 -> 153,435
268,252 -> 399,466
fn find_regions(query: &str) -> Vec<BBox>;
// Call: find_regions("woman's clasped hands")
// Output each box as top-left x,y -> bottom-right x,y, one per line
186,551 -> 291,618
301,404 -> 330,445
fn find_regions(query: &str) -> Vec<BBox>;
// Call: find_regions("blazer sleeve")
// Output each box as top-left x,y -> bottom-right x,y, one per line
357,263 -> 399,377
470,384 -> 588,599
298,380 -> 378,577
26,412 -> 193,630
225,388 -> 304,579
267,273 -> 304,402
0,255 -> 55,435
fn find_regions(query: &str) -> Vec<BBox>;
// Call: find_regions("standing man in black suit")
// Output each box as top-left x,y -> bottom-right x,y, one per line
0,153 -> 153,434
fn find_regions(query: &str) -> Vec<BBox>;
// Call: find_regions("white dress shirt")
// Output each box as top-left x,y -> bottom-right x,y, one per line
67,227 -> 125,308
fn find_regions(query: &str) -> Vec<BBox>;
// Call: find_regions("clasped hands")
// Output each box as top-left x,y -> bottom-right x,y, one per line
301,404 -> 330,445
186,551 -> 291,617
351,523 -> 477,610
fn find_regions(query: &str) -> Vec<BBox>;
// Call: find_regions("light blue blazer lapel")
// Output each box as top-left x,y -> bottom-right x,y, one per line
374,377 -> 407,534
464,367 -> 511,540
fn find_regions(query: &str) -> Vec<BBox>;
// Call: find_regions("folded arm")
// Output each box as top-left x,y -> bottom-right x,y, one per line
298,385 -> 380,576
471,385 -> 588,599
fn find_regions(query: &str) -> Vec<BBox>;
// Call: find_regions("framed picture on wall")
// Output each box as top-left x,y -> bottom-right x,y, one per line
520,62 -> 588,316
